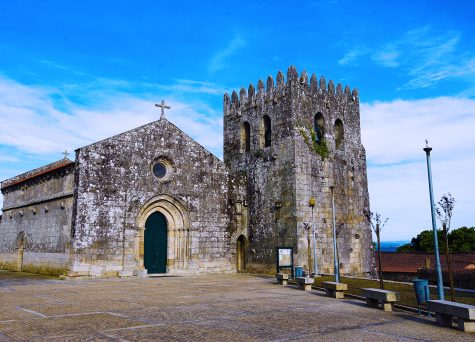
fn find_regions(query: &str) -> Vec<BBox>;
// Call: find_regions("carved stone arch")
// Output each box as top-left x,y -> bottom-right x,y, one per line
16,231 -> 26,249
136,194 -> 191,273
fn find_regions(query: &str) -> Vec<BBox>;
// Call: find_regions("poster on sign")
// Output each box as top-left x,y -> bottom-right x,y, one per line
276,247 -> 294,277
278,248 -> 292,267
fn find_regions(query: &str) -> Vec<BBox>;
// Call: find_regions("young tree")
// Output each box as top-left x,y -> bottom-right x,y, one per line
436,193 -> 456,302
364,210 -> 388,289
302,222 -> 312,276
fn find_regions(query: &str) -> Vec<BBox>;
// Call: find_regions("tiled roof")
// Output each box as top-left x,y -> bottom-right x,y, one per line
1,159 -> 74,190
375,251 -> 475,273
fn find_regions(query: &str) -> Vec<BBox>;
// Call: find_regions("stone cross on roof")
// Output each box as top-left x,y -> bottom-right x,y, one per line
155,100 -> 171,119
63,150 -> 69,160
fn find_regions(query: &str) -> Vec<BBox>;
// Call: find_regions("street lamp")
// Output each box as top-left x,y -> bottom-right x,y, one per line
330,185 -> 340,283
309,197 -> 318,276
423,140 -> 444,300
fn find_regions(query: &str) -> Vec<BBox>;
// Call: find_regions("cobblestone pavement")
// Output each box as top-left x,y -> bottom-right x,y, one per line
0,272 -> 470,341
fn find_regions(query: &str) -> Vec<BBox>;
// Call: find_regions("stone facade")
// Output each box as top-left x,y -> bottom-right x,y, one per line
0,65 -> 374,278
69,119 -> 232,277
224,66 -> 373,277
0,159 -> 74,275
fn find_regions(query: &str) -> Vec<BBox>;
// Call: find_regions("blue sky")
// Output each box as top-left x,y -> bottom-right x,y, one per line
0,1 -> 474,240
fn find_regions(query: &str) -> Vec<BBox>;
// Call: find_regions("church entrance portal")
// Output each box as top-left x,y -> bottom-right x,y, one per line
236,235 -> 246,272
144,212 -> 168,273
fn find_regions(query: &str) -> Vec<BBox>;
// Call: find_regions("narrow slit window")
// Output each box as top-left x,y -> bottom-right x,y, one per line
260,115 -> 272,147
241,122 -> 251,152
334,118 -> 344,149
314,113 -> 325,142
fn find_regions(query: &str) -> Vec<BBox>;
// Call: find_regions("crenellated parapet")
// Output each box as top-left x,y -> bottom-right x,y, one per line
223,65 -> 359,116
223,65 -> 372,278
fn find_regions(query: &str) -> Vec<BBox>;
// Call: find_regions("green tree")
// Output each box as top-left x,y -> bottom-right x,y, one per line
396,243 -> 414,252
449,226 -> 475,252
396,227 -> 475,252
414,229 -> 446,252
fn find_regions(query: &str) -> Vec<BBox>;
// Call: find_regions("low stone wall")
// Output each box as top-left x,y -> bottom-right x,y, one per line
0,253 -> 18,271
0,251 -> 69,276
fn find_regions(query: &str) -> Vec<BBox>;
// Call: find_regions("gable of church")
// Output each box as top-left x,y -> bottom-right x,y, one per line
70,118 -> 232,276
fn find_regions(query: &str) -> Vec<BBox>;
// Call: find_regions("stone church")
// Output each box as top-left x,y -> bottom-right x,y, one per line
0,66 -> 374,278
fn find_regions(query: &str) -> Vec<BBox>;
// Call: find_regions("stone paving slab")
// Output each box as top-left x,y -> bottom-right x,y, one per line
0,307 -> 42,322
0,313 -> 146,340
0,272 -> 471,341
19,299 -> 145,316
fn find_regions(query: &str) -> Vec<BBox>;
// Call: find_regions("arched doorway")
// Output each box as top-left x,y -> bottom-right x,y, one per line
236,235 -> 247,272
136,195 -> 191,274
144,212 -> 168,274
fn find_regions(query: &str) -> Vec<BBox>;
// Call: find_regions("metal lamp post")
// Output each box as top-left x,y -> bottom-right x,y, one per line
309,197 -> 318,276
423,141 -> 444,300
330,186 -> 340,283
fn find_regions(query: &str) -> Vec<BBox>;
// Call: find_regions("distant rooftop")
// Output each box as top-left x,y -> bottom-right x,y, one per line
376,251 -> 475,273
1,158 -> 74,190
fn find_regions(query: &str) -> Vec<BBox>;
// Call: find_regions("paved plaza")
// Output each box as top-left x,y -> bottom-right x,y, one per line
0,272 -> 470,341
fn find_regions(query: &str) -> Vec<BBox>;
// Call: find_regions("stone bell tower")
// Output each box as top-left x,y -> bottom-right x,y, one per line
224,65 -> 374,277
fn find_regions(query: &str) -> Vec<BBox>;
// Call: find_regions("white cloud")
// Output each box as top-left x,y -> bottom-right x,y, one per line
338,46 -> 369,65
0,76 -> 223,151
0,154 -> 20,163
0,77 -> 224,210
208,36 -> 246,73
339,26 -> 475,89
372,45 -> 400,68
0,75 -> 223,171
168,79 -> 227,95
361,97 -> 475,241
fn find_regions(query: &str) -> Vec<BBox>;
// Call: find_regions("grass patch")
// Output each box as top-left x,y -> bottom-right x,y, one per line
0,269 -> 58,280
21,264 -> 68,277
314,276 -> 475,307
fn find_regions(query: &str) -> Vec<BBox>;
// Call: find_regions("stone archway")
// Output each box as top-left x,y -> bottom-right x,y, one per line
236,235 -> 247,272
136,194 -> 191,273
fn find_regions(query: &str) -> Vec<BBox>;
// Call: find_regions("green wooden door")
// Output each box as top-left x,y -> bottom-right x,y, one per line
144,212 -> 167,274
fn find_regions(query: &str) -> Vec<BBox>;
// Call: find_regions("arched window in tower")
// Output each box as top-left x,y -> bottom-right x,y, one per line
259,115 -> 272,148
334,118 -> 344,149
241,121 -> 251,152
314,113 -> 325,142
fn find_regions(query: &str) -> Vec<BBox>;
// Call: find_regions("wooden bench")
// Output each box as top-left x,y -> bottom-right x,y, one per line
296,277 -> 314,291
275,273 -> 289,285
322,281 -> 348,299
362,288 -> 399,312
428,300 -> 475,333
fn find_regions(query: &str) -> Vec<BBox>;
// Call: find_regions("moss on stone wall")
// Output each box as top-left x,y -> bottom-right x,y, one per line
0,261 -> 18,271
21,264 -> 68,277
297,125 -> 330,160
